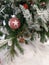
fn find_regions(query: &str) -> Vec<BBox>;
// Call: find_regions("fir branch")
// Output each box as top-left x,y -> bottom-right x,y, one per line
0,31 -> 3,36
30,32 -> 35,41
46,30 -> 49,38
0,43 -> 7,50
10,38 -> 18,57
25,40 -> 28,44
15,38 -> 24,54
40,31 -> 47,43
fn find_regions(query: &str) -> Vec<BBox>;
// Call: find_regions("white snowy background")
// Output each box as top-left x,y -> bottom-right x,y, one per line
0,38 -> 49,65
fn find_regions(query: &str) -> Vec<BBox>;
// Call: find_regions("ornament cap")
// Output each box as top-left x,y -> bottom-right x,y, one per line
11,15 -> 16,18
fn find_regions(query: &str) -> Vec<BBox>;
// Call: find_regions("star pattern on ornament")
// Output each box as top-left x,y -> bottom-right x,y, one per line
12,20 -> 19,27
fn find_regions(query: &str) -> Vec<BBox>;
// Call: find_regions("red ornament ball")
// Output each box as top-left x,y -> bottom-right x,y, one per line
19,37 -> 25,43
40,2 -> 46,6
23,4 -> 28,9
8,17 -> 21,30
